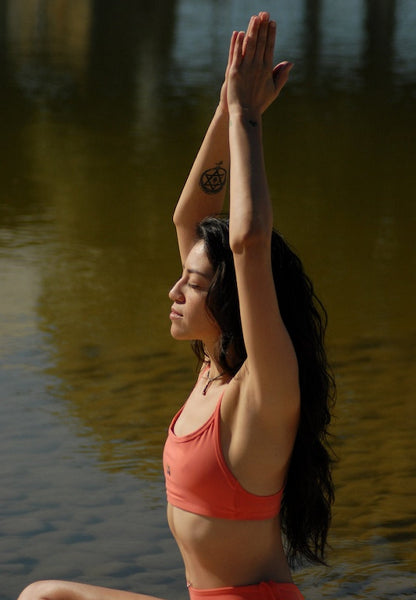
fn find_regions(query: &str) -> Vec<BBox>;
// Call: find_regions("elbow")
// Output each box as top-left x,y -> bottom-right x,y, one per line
172,207 -> 181,228
229,220 -> 272,255
172,206 -> 188,231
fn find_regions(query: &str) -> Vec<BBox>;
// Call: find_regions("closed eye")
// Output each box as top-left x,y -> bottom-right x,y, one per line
188,282 -> 210,293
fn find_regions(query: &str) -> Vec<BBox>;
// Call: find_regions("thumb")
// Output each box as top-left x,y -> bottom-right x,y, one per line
273,61 -> 294,93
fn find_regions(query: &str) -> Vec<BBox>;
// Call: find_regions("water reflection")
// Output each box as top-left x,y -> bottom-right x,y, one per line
1,1 -> 416,599
7,0 -> 91,99
363,0 -> 396,83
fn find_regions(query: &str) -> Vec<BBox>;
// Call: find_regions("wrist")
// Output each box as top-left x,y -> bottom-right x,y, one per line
229,107 -> 262,127
215,103 -> 229,119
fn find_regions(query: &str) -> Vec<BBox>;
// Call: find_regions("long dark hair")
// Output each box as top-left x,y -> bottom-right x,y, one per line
192,216 -> 335,567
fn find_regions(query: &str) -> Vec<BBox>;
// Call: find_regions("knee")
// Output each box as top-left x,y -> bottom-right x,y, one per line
18,580 -> 61,600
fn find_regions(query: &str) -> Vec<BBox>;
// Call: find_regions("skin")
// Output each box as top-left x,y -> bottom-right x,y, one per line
169,10 -> 298,590
169,240 -> 220,348
17,12 -> 298,600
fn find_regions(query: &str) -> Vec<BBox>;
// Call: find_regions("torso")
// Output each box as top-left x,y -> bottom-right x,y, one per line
165,364 -> 293,588
167,504 -> 292,588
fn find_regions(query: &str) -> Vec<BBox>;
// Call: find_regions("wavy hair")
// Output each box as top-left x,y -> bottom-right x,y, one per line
191,215 -> 335,567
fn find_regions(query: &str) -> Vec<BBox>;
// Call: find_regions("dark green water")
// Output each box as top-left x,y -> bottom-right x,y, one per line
1,1 -> 415,599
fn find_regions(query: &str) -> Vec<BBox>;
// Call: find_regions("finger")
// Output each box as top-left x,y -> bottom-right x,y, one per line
232,31 -> 245,68
242,16 -> 255,54
258,11 -> 270,21
244,15 -> 260,62
253,16 -> 269,63
226,31 -> 238,75
264,20 -> 276,68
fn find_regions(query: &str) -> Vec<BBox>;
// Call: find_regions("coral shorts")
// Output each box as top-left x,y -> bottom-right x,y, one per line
188,581 -> 305,600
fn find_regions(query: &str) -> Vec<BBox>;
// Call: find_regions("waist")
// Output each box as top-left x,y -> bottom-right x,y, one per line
168,504 -> 291,589
167,502 -> 281,545
188,581 -> 305,600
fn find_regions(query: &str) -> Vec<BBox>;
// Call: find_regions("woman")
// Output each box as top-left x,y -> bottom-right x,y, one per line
18,12 -> 334,600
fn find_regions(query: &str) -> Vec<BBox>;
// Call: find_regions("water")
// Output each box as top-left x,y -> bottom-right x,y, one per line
1,1 -> 415,599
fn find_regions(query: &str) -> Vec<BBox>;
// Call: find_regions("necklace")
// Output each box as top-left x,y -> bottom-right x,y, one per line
202,370 -> 225,395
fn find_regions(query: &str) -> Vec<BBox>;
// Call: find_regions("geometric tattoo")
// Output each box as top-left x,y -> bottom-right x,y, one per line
199,162 -> 227,195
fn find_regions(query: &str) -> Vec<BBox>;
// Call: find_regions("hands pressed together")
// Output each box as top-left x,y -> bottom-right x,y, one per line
219,12 -> 293,118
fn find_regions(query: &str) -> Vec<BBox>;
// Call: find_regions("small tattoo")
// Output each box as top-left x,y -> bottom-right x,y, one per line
199,162 -> 227,194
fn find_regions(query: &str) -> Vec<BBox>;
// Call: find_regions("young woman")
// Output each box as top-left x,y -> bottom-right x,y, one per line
18,12 -> 334,600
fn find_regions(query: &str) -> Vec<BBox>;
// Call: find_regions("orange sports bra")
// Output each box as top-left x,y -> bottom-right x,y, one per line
163,393 -> 283,520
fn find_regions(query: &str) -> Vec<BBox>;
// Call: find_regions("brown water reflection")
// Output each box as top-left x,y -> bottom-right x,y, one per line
1,1 -> 416,599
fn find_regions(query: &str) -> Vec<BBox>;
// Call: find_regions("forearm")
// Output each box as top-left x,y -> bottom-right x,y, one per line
228,110 -> 273,253
173,105 -> 229,230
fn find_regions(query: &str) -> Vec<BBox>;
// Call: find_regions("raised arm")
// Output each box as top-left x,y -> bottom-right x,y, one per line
173,20 -> 290,266
227,15 -> 298,416
173,33 -> 239,264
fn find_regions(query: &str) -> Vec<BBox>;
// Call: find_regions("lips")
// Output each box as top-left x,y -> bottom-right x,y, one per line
170,307 -> 183,320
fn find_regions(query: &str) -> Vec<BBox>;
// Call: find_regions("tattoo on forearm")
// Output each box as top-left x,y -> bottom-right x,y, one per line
199,162 -> 227,195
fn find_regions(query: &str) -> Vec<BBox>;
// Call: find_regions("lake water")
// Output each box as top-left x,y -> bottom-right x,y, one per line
1,1 -> 415,599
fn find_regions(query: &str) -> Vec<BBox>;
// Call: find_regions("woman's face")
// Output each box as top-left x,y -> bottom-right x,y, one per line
169,241 -> 220,344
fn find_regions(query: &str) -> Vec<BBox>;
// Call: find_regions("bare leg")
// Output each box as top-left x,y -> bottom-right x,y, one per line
18,580 -> 166,600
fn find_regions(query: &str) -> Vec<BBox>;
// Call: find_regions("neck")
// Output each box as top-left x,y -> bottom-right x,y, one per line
202,370 -> 224,395
203,347 -> 223,380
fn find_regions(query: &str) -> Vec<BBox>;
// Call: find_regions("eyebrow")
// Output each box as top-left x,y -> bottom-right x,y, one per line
184,267 -> 212,280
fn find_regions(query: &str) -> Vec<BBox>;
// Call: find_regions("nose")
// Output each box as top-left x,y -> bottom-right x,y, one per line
169,278 -> 185,302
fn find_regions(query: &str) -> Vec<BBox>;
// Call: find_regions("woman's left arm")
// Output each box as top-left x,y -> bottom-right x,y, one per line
228,15 -> 298,420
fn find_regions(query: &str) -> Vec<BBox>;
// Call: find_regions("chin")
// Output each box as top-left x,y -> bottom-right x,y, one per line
170,326 -> 190,341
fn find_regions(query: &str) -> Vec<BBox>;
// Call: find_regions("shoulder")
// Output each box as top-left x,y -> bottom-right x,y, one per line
223,360 -> 299,440
220,361 -> 299,490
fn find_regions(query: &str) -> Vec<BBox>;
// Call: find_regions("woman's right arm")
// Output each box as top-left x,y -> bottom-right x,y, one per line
173,33 -> 239,264
173,107 -> 229,264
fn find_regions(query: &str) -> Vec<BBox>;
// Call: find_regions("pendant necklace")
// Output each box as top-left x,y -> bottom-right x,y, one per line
202,370 -> 225,395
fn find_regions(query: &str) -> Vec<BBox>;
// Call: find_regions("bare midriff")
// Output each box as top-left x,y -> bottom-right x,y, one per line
167,503 -> 293,589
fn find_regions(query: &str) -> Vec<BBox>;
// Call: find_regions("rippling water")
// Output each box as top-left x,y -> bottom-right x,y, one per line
1,1 -> 415,599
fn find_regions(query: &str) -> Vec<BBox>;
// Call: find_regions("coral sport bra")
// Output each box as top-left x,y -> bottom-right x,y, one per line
163,393 -> 283,520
